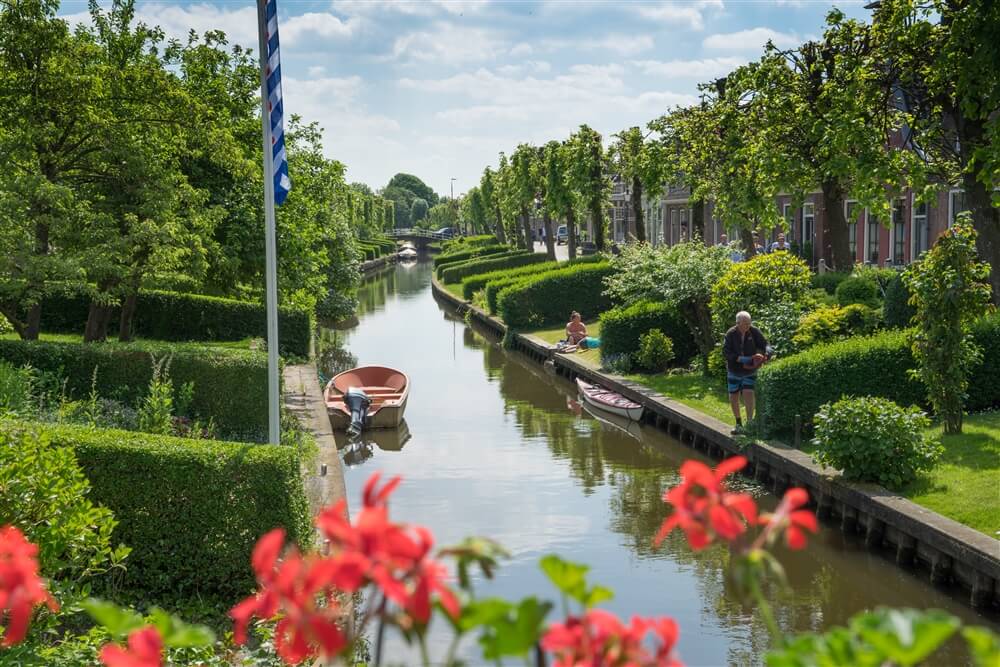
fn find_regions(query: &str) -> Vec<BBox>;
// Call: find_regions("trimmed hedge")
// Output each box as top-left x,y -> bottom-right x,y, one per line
461,254 -> 602,300
497,263 -> 615,329
433,244 -> 510,269
757,312 -> 1000,435
0,339 -> 269,440
811,272 -> 850,295
438,251 -> 544,284
37,286 -> 311,357
12,421 -> 312,602
599,301 -> 698,367
442,235 -> 497,252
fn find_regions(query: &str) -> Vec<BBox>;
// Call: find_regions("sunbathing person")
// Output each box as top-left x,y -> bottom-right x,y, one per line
566,311 -> 588,345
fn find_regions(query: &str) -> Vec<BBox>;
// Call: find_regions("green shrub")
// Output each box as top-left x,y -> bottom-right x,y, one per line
793,304 -> 883,350
0,422 -> 129,582
636,329 -> 675,372
599,301 -> 697,367
882,273 -> 915,329
836,276 -> 880,308
435,248 -> 524,278
21,421 -> 312,603
811,397 -> 942,489
463,255 -> 602,301
35,285 -> 311,356
757,314 -> 1000,434
0,312 -> 11,335
439,251 -> 546,284
754,300 -> 807,356
0,359 -> 33,413
497,263 -> 615,329
432,244 -> 509,269
811,272 -> 850,295
0,339 -> 269,441
442,235 -> 496,252
710,252 -> 812,333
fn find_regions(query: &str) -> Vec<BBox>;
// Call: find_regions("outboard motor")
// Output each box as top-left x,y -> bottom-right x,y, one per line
344,387 -> 371,437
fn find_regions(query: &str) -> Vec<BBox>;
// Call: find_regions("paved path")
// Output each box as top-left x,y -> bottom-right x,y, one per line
283,363 -> 349,519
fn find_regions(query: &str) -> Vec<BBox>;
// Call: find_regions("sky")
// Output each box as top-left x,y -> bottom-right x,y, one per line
58,0 -> 872,198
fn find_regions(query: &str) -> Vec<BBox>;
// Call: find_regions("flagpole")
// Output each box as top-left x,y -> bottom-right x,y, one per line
256,0 -> 281,445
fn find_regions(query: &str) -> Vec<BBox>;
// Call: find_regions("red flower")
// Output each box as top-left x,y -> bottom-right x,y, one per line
760,488 -> 818,550
99,627 -> 163,667
0,525 -> 58,647
654,457 -> 757,551
542,609 -> 683,666
229,529 -> 346,665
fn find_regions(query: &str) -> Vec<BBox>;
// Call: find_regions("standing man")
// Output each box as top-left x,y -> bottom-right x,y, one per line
770,232 -> 792,253
722,311 -> 769,433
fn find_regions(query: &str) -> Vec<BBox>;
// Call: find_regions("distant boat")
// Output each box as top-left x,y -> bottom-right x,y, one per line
399,247 -> 418,260
325,366 -> 410,434
576,378 -> 643,421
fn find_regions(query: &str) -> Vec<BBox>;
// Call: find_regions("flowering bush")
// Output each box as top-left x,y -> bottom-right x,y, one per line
3,465 -> 997,666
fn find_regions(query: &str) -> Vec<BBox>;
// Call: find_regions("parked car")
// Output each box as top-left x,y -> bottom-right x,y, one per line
433,227 -> 456,239
556,224 -> 568,245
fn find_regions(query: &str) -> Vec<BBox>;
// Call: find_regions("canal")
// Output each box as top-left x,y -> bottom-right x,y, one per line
318,260 -> 996,666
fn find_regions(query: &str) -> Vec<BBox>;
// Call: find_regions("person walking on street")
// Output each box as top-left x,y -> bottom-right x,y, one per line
722,311 -> 769,433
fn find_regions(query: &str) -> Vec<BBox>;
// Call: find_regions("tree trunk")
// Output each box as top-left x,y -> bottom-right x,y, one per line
543,211 -> 556,259
118,291 -> 139,342
0,304 -> 28,339
692,199 -> 706,242
591,200 -> 605,251
494,208 -> 506,244
821,179 -> 852,272
955,116 -> 1000,305
520,208 -> 533,250
24,304 -> 42,340
630,176 -> 645,243
567,209 -> 578,259
83,302 -> 112,342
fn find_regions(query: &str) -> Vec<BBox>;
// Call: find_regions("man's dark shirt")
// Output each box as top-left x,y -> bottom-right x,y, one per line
722,325 -> 768,376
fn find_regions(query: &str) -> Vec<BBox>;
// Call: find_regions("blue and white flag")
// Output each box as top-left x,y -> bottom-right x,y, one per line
262,0 -> 291,205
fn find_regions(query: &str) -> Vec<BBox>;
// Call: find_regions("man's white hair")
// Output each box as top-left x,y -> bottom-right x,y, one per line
736,311 -> 752,323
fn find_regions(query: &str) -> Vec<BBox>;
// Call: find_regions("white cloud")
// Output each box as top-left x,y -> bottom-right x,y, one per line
390,22 -> 510,63
333,0 -> 488,17
283,12 -> 357,41
634,0 -> 724,31
702,27 -> 801,51
631,56 -> 746,78
539,34 -> 655,57
138,4 -> 259,47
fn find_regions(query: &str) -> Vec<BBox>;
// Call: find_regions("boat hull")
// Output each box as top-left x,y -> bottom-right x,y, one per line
576,378 -> 644,421
325,366 -> 410,431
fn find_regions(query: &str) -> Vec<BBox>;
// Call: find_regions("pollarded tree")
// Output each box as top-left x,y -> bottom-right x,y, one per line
463,187 -> 487,235
480,167 -> 506,244
511,143 -> 539,250
542,140 -> 579,258
903,221 -> 992,434
531,145 -> 555,259
410,197 -> 429,224
610,127 -> 649,243
496,153 -> 523,248
566,125 -> 609,250
874,0 -> 1000,304
738,10 -> 915,271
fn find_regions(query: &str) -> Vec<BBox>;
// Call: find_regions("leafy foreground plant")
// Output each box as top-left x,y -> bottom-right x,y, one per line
2,461 -> 997,666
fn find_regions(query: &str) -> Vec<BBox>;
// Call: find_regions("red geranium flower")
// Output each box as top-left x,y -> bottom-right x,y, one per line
654,457 -> 757,551
760,488 -> 818,550
542,608 -> 683,666
99,627 -> 163,667
0,525 -> 58,647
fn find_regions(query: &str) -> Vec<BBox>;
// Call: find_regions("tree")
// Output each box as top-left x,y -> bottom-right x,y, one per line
903,221 -> 992,434
566,125 -> 609,250
463,187 -> 487,235
480,167 -> 506,244
496,153 -> 522,247
511,143 -> 538,250
873,0 -> 1000,304
542,141 -> 577,258
386,173 -> 438,206
410,197 -> 429,224
611,127 -> 651,243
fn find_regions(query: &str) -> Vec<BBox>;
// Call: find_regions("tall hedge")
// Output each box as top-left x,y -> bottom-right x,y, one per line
37,286 -> 311,356
441,235 -> 497,252
0,339 -> 268,440
432,244 -> 509,269
757,313 -> 1000,435
462,254 -> 602,300
439,251 -> 545,284
14,421 -> 312,603
599,301 -> 698,367
497,263 -> 615,329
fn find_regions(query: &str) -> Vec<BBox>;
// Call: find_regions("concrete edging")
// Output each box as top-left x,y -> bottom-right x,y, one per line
430,275 -> 1000,611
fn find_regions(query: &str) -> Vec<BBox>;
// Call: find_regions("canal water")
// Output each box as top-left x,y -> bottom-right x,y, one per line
318,260 -> 996,666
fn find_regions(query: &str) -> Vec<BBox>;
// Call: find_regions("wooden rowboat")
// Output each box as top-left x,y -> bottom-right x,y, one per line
325,366 -> 410,431
575,378 -> 644,422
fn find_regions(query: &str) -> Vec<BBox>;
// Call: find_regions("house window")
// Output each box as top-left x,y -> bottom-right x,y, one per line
867,212 -> 881,264
845,201 -> 860,257
949,190 -> 968,226
892,199 -> 905,265
912,200 -> 929,260
802,203 -> 815,262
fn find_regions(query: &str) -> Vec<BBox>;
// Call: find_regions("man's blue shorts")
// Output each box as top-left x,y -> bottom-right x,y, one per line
727,373 -> 756,394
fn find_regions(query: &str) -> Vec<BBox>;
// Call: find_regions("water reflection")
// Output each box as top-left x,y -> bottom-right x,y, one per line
318,261 -> 995,666
336,420 -> 413,468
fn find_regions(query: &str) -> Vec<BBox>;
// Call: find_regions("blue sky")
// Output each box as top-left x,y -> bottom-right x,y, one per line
59,0 -> 871,198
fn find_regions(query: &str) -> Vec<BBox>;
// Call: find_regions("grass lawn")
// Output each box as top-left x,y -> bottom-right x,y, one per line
441,281 -> 466,299
530,322 -> 602,366
629,372 -> 735,425
899,411 -> 1000,537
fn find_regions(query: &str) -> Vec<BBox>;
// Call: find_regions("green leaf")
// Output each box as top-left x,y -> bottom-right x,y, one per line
147,607 -> 215,648
963,627 -> 1000,667
82,599 -> 145,639
853,608 -> 960,666
539,554 -> 590,604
